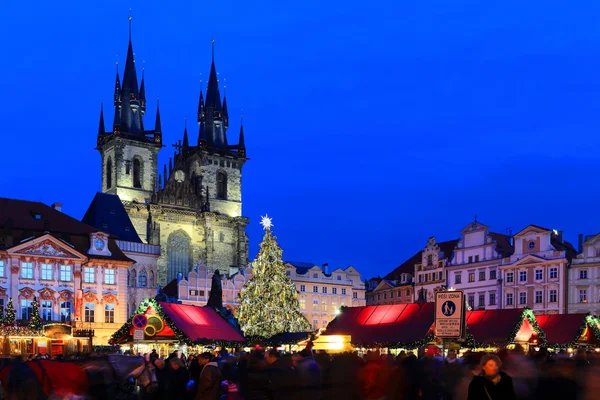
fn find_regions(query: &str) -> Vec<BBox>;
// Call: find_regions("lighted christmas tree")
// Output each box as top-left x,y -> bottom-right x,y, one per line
237,215 -> 311,337
28,296 -> 43,334
5,298 -> 16,325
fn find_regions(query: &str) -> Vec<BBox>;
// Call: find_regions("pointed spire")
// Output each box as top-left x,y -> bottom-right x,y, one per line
238,118 -> 246,158
154,98 -> 162,132
98,102 -> 106,135
140,65 -> 146,110
198,120 -> 207,146
128,9 -> 132,41
212,38 -> 215,62
169,157 -> 173,174
163,164 -> 167,187
113,62 -> 121,106
197,82 -> 205,123
222,94 -> 229,129
183,117 -> 189,149
120,12 -> 142,134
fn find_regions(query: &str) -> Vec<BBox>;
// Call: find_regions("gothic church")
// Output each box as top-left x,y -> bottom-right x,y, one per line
96,22 -> 249,286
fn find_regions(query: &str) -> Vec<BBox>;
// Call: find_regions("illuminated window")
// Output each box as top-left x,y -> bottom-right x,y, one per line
322,302 -> 327,311
579,289 -> 588,303
549,290 -> 557,303
549,268 -> 558,279
84,267 -> 95,283
21,299 -> 32,320
332,301 -> 337,311
61,301 -> 71,322
506,293 -> 514,306
0,261 -> 4,277
60,265 -> 71,281
104,269 -> 115,284
41,300 -> 52,321
468,273 -> 475,283
84,303 -> 95,323
21,262 -> 33,279
105,304 -> 115,323
133,158 -> 142,188
299,298 -> 306,309
216,171 -> 227,199
313,320 -> 318,329
41,264 -> 53,280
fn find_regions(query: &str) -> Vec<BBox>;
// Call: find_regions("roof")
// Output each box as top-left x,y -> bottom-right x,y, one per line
324,303 -> 435,346
82,193 -> 142,243
535,313 -> 595,345
162,279 -> 179,298
489,232 -> 514,256
465,308 -> 524,345
0,197 -> 131,262
552,239 -> 578,262
158,302 -> 245,342
384,239 -> 458,281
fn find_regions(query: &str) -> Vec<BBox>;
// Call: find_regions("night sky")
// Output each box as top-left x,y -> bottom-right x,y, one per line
2,1 -> 600,279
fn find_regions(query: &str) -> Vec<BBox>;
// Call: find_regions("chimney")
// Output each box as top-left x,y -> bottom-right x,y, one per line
322,263 -> 329,274
556,230 -> 564,243
578,234 -> 584,253
51,203 -> 62,212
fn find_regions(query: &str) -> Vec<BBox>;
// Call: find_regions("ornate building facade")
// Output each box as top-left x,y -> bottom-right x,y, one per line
413,238 -> 458,303
96,23 -> 248,286
0,198 -> 133,348
569,233 -> 600,313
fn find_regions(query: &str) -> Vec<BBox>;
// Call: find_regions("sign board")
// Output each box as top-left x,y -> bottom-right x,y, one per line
44,324 -> 73,339
435,290 -> 465,339
132,314 -> 148,329
133,329 -> 145,341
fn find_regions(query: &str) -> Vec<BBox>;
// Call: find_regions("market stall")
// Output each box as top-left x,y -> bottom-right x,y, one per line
535,313 -> 600,349
110,299 -> 245,356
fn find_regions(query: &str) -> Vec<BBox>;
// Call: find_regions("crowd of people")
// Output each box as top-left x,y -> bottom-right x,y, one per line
137,345 -> 600,400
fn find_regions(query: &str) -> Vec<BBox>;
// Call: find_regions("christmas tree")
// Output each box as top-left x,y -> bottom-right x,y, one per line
5,298 -> 16,325
236,215 -> 311,337
28,296 -> 43,333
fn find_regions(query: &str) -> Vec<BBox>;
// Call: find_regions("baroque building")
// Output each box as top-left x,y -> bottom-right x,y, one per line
413,238 -> 458,302
568,233 -> 600,313
446,220 -> 512,310
96,22 -> 248,286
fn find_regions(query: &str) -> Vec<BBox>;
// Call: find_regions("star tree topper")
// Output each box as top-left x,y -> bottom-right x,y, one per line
260,214 -> 273,230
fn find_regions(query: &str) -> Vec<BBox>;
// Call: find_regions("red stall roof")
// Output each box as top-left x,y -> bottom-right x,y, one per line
325,303 -> 434,346
535,313 -> 592,345
465,308 -> 524,345
158,302 -> 245,343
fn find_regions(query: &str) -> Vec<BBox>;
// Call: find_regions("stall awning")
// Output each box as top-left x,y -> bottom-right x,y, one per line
465,308 -> 526,346
158,302 -> 245,343
535,313 -> 598,346
324,303 -> 434,347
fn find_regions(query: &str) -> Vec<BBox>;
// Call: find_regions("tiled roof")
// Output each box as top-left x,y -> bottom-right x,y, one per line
489,232 -> 514,256
82,193 -> 142,243
384,239 -> 458,281
0,197 -> 132,262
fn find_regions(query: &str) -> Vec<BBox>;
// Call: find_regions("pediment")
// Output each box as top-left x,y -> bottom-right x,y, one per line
373,280 -> 395,292
513,255 -> 546,266
514,225 -> 550,238
9,234 -> 86,260
460,221 -> 489,234
583,233 -> 600,246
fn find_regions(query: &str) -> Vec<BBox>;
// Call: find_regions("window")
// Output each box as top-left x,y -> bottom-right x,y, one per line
390,291 -> 394,298
580,270 -> 588,280
438,271 -> 443,280
219,232 -> 224,242
550,267 -> 558,279
341,288 -> 347,296
133,158 -> 142,188
489,293 -> 496,306
506,272 -> 514,283
313,300 -> 319,307
579,289 -> 588,303
424,274 -> 428,282
299,298 -> 306,309
322,302 -> 327,311
104,269 -> 115,284
468,256 -> 473,263
150,271 -> 155,287
105,304 -> 115,323
323,320 -> 328,327
519,271 -> 527,282
468,295 -> 475,308
41,300 -> 52,321
384,293 -> 387,299
0,260 -> 4,277
474,255 -> 480,262
300,285 -> 306,293
468,273 -> 475,283
216,171 -> 227,199
479,271 -> 486,281
84,303 -> 95,323
313,286 -> 318,293
322,287 -> 327,294
167,230 -> 191,282
332,301 -> 337,312
21,299 -> 32,320
61,301 -> 71,322
377,294 -> 381,300
106,157 -> 113,188
337,275 -> 342,281
406,289 -> 410,296
41,264 -> 53,280
427,255 -> 433,266
418,275 -> 422,283
60,265 -> 71,281
138,270 -> 147,287
535,270 -> 543,280
549,290 -> 557,303
353,292 -> 358,299
130,269 -> 137,287
313,273 -> 318,278
478,294 -> 485,307
506,293 -> 514,306
519,292 -> 527,305
332,288 -> 337,295
313,320 -> 319,329
490,270 -> 497,280
535,291 -> 542,304
84,267 -> 95,283
455,274 -> 462,284
21,262 -> 33,279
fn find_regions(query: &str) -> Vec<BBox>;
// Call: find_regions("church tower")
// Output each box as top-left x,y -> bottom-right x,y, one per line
96,16 -> 162,205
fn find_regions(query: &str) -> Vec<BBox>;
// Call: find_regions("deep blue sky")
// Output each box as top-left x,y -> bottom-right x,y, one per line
2,1 -> 600,279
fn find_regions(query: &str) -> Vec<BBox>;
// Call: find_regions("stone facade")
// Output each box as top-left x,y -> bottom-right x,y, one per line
413,237 -> 458,302
569,233 -> 600,313
366,278 -> 413,306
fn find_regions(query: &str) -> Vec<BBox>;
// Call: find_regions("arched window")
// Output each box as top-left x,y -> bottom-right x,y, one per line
219,232 -> 224,242
216,171 -> 227,199
150,271 -> 155,287
168,230 -> 191,282
106,157 -> 113,189
133,158 -> 142,188
130,269 -> 137,287
138,270 -> 147,287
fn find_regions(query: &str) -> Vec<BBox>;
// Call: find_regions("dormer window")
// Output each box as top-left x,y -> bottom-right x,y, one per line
313,273 -> 318,279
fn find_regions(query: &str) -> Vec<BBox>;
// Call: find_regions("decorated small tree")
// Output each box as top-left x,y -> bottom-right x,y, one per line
5,298 -> 16,325
236,215 -> 311,337
28,296 -> 43,334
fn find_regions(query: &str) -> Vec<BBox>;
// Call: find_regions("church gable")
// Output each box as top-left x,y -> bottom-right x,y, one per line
9,234 -> 86,261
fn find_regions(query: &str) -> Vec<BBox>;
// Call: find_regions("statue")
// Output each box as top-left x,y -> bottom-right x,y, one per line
207,269 -> 223,309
